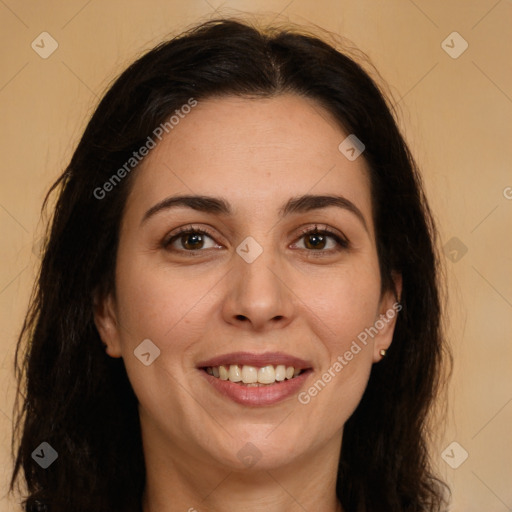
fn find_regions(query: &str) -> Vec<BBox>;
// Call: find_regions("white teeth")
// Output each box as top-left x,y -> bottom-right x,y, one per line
241,365 -> 258,384
219,365 -> 229,380
205,364 -> 304,385
228,364 -> 242,382
275,365 -> 286,381
257,365 -> 275,384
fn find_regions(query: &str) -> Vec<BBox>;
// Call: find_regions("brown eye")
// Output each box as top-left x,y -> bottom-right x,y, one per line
303,232 -> 328,250
181,232 -> 206,250
291,226 -> 349,253
164,228 -> 220,252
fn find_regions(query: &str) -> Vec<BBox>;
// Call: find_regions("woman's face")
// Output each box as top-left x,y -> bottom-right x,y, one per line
95,94 -> 399,471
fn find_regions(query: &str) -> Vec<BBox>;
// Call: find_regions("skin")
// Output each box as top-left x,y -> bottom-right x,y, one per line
94,94 -> 401,512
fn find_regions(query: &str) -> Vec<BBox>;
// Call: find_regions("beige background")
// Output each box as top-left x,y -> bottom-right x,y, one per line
1,0 -> 511,510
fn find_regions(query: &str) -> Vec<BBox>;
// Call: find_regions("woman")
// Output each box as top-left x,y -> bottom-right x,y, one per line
11,18 -> 450,512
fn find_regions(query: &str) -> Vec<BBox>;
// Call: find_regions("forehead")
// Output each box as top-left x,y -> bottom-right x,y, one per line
126,94 -> 373,224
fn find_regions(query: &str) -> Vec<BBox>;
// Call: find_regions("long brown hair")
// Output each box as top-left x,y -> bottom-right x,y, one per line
11,18 -> 450,511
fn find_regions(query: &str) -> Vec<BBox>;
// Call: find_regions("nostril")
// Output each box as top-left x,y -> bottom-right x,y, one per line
235,314 -> 248,321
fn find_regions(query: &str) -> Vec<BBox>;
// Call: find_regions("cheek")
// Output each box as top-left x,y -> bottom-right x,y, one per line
297,260 -> 382,347
293,262 -> 381,419
114,256 -> 217,349
111,258 -> 218,431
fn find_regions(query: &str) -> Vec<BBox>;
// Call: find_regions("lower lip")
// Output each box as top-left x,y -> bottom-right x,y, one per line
199,369 -> 312,406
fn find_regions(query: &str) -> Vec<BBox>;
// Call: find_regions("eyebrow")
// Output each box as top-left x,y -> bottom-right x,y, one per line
141,193 -> 368,231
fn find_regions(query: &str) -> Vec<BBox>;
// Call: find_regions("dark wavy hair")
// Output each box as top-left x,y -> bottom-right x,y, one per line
10,18 -> 450,512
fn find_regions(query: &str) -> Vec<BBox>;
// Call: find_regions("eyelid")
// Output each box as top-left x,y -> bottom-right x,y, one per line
294,223 -> 347,240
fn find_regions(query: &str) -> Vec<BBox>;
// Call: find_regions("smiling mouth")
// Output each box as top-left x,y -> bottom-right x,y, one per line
202,364 -> 307,386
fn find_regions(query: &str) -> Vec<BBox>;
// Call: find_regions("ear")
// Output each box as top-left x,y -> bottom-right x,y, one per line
93,291 -> 123,358
372,272 -> 403,363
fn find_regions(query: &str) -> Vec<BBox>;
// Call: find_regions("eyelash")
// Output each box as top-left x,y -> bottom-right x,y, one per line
295,224 -> 350,252
162,224 -> 349,256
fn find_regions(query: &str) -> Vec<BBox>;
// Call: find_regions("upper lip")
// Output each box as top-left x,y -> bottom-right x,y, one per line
196,351 -> 313,370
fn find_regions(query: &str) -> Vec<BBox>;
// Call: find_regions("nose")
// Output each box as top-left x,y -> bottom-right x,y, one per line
221,247 -> 295,332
